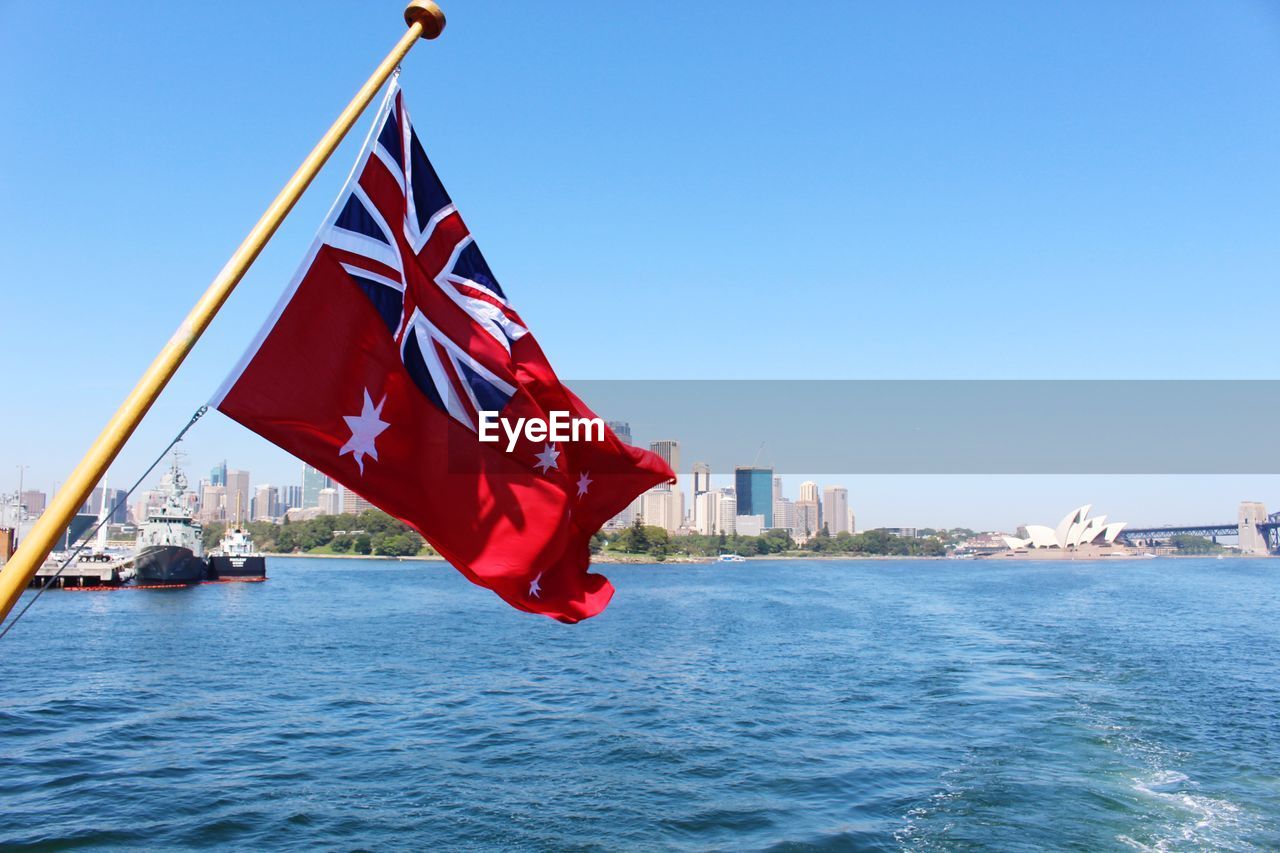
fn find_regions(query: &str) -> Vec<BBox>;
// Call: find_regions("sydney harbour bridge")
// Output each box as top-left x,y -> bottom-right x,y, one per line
1118,508 -> 1280,554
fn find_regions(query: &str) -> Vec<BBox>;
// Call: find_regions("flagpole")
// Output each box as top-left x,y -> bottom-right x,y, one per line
0,1 -> 446,626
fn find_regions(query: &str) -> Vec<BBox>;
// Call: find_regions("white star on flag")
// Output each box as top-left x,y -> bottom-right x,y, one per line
529,572 -> 543,598
339,389 -> 390,474
534,443 -> 560,473
576,471 -> 592,497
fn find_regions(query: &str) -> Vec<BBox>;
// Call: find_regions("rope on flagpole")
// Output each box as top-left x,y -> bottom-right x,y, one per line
0,407 -> 209,642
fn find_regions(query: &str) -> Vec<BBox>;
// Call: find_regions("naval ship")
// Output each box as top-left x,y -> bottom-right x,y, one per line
133,461 -> 206,584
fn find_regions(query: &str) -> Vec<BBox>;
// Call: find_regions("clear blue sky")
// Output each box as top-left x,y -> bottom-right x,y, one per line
2,1 -> 1278,529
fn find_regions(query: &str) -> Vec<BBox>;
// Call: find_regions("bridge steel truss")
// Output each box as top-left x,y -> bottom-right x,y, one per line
1118,512 -> 1280,552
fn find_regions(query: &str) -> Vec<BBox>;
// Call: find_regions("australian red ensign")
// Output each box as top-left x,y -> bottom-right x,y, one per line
214,81 -> 673,622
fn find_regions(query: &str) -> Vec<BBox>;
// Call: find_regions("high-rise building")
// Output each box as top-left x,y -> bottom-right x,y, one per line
823,486 -> 850,534
280,484 -> 303,510
649,440 -> 680,482
302,464 -> 332,509
694,489 -> 718,535
343,488 -> 374,515
82,487 -> 128,524
773,497 -> 796,533
606,420 -> 632,445
318,487 -> 340,516
640,487 -> 683,533
716,489 -> 738,535
693,463 -> 711,497
210,460 -> 227,487
199,484 -> 227,523
734,466 -> 773,528
226,469 -> 251,524
795,499 -> 820,538
773,476 -> 783,502
253,484 -> 279,521
20,490 -> 46,517
847,507 -> 857,535
799,480 -> 821,529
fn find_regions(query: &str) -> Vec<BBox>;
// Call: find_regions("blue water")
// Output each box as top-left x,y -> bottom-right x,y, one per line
3,557 -> 1279,849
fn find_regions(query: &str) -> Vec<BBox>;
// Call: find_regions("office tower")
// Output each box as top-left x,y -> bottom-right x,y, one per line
847,507 -> 857,535
280,484 -> 303,510
343,488 -> 374,515
693,463 -> 711,498
773,497 -> 796,533
226,470 -> 251,524
318,487 -> 340,516
302,463 -> 332,509
82,486 -> 129,524
716,489 -> 738,534
640,487 -> 683,533
210,460 -> 227,487
799,480 -> 821,529
795,499 -> 820,538
649,441 -> 680,481
199,484 -> 227,523
606,420 -> 632,445
823,486 -> 850,534
20,490 -> 46,516
694,490 -> 718,535
734,466 -> 773,528
735,514 -> 765,537
773,476 -> 783,502
253,484 -> 279,521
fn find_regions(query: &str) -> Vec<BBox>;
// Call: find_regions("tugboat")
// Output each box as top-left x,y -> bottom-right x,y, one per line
206,495 -> 266,580
133,459 -> 206,585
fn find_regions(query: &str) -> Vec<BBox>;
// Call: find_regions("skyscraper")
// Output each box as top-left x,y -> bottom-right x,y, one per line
210,460 -> 227,487
302,463 -> 332,509
225,469 -> 251,523
649,440 -> 680,481
606,420 -> 632,445
734,466 -> 773,528
823,486 -> 850,534
253,485 -> 279,521
318,487 -> 340,516
343,488 -> 374,515
799,480 -> 822,530
773,476 -> 783,502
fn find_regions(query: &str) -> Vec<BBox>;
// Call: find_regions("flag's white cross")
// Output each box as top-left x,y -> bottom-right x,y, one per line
534,443 -> 560,474
576,471 -> 592,497
339,389 -> 390,475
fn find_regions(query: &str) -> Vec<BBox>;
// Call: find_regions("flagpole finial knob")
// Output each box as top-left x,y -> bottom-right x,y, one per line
405,1 -> 446,39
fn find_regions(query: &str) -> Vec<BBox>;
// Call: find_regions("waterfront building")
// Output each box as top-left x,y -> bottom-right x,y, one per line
795,499 -> 820,539
302,464 -> 332,509
606,420 -> 632,445
823,486 -> 850,535
735,514 -> 765,537
735,467 -> 773,528
799,480 -> 821,530
318,487 -> 340,516
847,507 -> 857,535
717,489 -> 737,535
342,488 -> 374,515
773,497 -> 796,533
640,487 -> 683,533
1002,505 -> 1125,551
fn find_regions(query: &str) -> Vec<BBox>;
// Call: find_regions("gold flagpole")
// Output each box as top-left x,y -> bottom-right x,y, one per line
0,1 -> 446,625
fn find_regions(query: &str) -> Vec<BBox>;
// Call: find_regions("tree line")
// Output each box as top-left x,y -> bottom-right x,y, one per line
202,510 -> 429,557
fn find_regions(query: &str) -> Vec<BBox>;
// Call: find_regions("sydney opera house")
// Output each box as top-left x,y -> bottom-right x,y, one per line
1002,505 -> 1127,553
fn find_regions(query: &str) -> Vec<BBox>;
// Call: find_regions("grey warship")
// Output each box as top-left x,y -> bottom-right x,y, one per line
133,461 -> 206,584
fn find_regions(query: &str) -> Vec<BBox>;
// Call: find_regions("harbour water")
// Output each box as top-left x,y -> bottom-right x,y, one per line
2,557 -> 1278,849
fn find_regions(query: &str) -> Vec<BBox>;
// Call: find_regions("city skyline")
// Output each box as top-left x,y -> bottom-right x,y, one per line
4,2 -> 1279,534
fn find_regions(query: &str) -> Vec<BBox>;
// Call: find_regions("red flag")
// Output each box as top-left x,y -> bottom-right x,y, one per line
213,81 -> 673,622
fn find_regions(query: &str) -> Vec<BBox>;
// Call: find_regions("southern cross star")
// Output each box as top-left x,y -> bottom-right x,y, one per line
534,443 -> 560,474
339,389 -> 390,475
529,572 -> 543,598
576,471 -> 592,497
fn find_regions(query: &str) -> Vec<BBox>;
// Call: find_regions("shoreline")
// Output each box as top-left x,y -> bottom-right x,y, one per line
263,551 -> 1268,564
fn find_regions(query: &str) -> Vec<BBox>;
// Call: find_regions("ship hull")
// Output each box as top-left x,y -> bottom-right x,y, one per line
206,554 -> 266,579
134,545 -> 206,585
